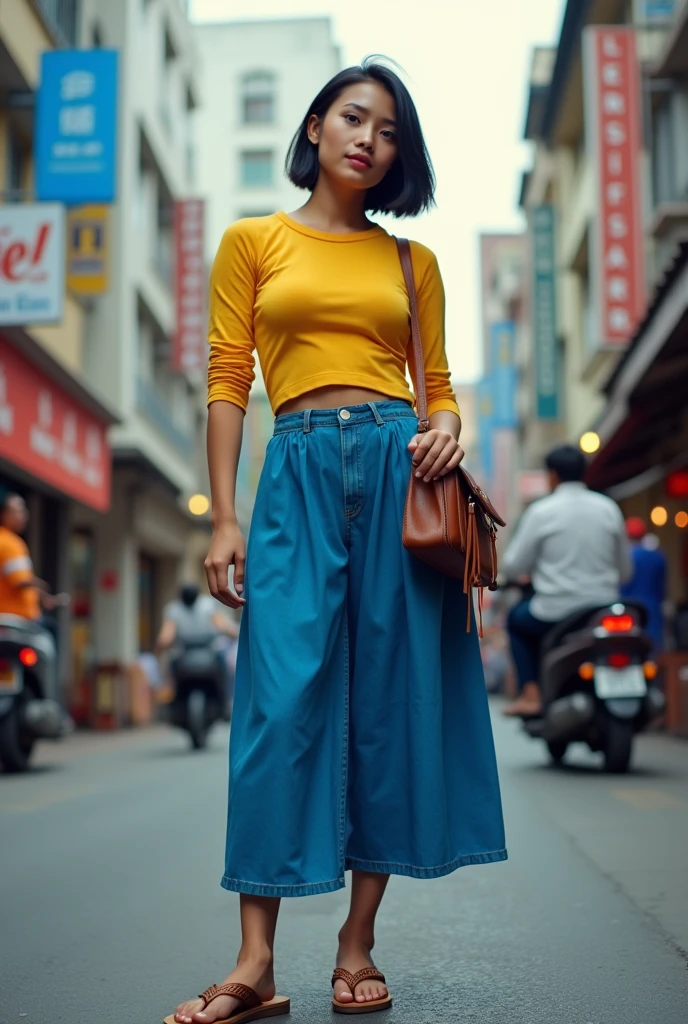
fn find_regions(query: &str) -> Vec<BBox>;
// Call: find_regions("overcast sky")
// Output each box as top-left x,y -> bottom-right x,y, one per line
191,0 -> 566,381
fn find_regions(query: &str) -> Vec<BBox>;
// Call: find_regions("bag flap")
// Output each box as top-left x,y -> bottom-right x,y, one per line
459,466 -> 507,528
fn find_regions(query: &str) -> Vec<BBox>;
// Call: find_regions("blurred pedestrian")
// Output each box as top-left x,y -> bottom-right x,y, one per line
0,492 -> 69,627
168,59 -> 506,1024
620,517 -> 667,651
501,446 -> 633,717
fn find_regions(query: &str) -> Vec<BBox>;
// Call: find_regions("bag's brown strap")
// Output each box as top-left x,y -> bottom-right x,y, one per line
396,238 -> 430,433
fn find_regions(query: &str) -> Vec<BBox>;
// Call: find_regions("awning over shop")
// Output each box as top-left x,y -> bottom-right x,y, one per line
587,242 -> 688,495
0,331 -> 117,512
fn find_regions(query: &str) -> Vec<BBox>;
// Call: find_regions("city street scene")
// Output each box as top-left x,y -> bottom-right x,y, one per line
1,0 -> 688,1022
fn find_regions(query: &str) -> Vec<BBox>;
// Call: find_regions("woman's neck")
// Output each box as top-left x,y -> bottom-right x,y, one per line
290,175 -> 373,234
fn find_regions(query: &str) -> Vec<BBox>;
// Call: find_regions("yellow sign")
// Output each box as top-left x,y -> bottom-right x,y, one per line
66,204 -> 109,295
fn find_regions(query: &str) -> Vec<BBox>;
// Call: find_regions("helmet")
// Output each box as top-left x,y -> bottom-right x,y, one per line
179,583 -> 200,607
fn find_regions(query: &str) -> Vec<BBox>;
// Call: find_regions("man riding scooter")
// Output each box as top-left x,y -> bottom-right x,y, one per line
501,446 -> 633,717
156,583 -> 239,730
0,492 -> 71,769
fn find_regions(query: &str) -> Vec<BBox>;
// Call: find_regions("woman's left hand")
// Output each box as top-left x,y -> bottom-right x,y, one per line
408,429 -> 465,482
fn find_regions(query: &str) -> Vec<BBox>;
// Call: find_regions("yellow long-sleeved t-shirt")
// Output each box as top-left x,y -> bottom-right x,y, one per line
207,212 -> 460,418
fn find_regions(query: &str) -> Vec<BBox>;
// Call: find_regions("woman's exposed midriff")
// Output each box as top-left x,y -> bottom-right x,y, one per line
276,385 -> 404,416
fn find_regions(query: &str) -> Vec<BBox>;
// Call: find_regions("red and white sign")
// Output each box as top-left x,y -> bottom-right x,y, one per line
173,199 -> 206,373
584,27 -> 645,349
0,334 -> 111,511
0,203 -> 65,325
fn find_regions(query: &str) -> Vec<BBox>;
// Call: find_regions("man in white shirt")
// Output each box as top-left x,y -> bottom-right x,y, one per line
501,445 -> 633,717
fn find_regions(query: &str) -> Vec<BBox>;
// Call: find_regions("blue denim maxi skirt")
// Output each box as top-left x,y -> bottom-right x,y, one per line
222,401 -> 507,897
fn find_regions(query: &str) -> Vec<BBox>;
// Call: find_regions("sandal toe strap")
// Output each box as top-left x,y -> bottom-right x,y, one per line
199,982 -> 262,1011
331,967 -> 386,992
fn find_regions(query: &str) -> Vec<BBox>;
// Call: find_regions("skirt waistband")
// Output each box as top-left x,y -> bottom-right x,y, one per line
273,400 -> 416,435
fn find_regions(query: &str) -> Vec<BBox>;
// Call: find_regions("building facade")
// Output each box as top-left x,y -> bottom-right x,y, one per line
517,0 -> 688,610
0,0 -> 118,697
194,17 -> 341,257
69,0 -> 209,702
194,16 -> 341,529
1,0 -> 211,721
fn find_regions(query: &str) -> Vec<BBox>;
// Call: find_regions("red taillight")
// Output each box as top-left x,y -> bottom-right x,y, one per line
601,615 -> 634,633
19,648 -> 38,667
608,653 -> 632,668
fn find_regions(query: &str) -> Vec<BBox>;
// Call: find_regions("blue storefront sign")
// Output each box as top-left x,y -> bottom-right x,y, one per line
531,205 -> 559,420
634,0 -> 675,21
477,376 -> 494,484
490,321 -> 517,429
35,50 -> 119,204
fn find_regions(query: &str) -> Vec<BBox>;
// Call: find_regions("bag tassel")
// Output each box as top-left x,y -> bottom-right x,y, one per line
463,502 -> 485,639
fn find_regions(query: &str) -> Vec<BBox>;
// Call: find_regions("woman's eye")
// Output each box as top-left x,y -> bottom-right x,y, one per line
345,114 -> 360,124
381,131 -> 397,142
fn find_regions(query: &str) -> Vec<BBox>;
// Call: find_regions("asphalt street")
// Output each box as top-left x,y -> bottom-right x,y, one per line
1,705 -> 687,1024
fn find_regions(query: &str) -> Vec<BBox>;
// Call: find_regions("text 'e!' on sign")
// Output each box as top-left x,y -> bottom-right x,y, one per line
0,204 -> 66,325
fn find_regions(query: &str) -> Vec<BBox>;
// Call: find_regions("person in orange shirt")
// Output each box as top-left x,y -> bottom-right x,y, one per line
0,493 -> 68,621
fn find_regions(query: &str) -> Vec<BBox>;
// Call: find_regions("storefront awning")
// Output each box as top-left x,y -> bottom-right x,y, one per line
0,331 -> 118,512
587,242 -> 688,493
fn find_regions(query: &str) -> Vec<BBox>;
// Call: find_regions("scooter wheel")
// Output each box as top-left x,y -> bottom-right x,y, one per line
547,740 -> 568,765
187,690 -> 207,751
603,718 -> 634,774
0,704 -> 35,772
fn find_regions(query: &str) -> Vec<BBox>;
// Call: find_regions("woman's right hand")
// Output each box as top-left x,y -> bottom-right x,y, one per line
204,521 -> 246,608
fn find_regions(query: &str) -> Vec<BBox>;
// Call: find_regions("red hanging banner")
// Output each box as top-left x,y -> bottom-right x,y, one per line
173,199 -> 206,373
583,27 -> 646,350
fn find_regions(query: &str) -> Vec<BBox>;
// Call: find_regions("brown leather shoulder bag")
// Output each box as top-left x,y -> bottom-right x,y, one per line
396,237 -> 506,634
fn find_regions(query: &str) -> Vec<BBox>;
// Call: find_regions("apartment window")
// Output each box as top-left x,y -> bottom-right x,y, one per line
240,150 -> 274,188
241,71 -> 275,125
33,0 -> 79,46
651,95 -> 677,206
6,127 -> 27,202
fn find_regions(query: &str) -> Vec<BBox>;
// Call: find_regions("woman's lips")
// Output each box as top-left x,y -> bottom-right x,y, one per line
346,155 -> 372,171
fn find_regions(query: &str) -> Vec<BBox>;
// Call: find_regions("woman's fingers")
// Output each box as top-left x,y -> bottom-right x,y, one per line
412,434 -> 447,479
233,552 -> 246,600
437,445 -> 465,477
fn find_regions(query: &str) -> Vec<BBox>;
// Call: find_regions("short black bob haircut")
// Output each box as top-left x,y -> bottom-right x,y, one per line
545,445 -> 587,483
285,57 -> 435,218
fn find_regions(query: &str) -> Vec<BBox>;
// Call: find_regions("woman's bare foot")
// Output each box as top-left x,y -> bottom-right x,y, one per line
333,927 -> 388,1006
173,951 -> 275,1023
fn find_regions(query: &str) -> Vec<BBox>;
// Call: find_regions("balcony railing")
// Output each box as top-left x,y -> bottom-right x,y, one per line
33,0 -> 79,47
136,376 -> 193,457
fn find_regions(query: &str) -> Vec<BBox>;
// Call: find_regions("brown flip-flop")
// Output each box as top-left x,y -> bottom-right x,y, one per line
331,968 -> 392,1014
164,982 -> 290,1024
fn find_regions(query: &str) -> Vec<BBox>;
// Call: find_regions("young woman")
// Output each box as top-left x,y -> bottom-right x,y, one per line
169,59 -> 506,1024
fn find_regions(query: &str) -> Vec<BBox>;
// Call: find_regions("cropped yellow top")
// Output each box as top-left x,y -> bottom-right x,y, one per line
207,212 -> 459,418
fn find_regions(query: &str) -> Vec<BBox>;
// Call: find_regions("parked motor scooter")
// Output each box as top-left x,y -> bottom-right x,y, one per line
510,596 -> 665,773
165,633 -> 227,750
0,615 -> 63,772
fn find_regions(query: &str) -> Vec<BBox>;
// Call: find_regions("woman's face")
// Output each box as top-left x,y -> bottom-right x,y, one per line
308,80 -> 398,193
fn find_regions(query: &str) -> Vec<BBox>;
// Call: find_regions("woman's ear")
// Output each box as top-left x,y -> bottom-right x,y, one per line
306,113 -> 320,146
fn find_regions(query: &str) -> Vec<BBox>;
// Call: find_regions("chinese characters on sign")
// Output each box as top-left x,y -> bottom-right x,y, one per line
531,205 -> 559,420
173,200 -> 206,373
36,50 -> 118,204
0,204 -> 65,325
0,336 -> 111,511
584,27 -> 645,350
